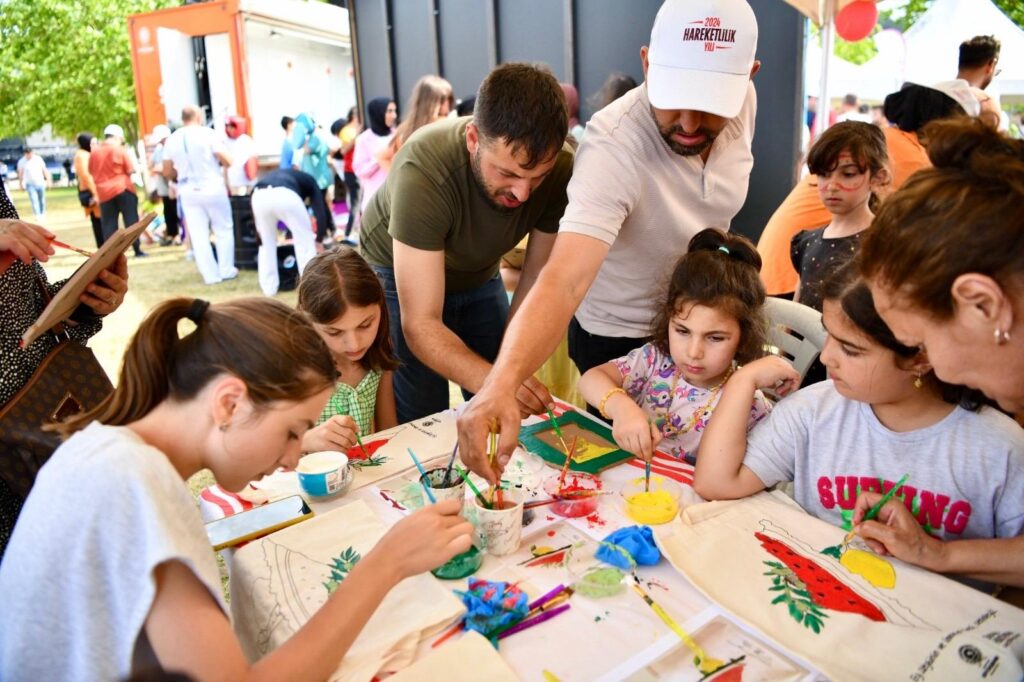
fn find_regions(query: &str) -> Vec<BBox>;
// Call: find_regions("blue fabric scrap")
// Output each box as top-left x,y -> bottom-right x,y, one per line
597,525 -> 661,567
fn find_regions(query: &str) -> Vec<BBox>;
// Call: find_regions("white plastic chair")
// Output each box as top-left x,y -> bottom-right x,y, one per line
763,297 -> 827,382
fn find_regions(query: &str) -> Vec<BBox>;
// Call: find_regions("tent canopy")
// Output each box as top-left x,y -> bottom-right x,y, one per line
782,0 -> 865,26
902,0 -> 1024,97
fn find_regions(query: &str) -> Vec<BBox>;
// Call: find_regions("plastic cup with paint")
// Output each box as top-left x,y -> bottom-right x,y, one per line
473,487 -> 524,556
620,475 -> 681,525
420,467 -> 467,508
564,539 -> 635,598
542,472 -> 603,518
296,451 -> 351,498
430,542 -> 484,580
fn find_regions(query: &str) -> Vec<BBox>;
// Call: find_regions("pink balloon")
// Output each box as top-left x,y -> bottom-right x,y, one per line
835,0 -> 878,42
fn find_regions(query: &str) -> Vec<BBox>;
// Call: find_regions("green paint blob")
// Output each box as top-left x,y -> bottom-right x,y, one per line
575,567 -> 625,598
820,545 -> 843,559
431,545 -> 483,580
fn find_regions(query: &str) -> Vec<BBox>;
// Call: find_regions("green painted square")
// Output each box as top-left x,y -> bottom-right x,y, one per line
519,410 -> 633,474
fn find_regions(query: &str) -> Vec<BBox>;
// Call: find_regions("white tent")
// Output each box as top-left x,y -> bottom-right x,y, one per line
902,0 -> 1024,97
804,29 -> 907,102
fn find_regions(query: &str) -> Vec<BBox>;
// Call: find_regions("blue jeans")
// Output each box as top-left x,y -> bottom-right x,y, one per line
373,266 -> 510,423
25,184 -> 45,216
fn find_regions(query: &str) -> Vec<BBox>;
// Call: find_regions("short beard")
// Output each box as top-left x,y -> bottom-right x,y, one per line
470,147 -> 516,214
659,124 -> 717,157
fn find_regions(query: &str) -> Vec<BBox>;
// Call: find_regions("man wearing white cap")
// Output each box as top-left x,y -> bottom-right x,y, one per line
162,105 -> 237,284
88,124 -> 146,257
458,0 -> 760,478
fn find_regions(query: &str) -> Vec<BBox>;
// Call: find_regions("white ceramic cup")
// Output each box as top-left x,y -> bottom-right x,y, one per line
473,486 -> 523,556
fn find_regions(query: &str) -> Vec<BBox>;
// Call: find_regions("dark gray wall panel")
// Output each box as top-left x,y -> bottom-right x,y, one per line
437,0 -> 494,102
351,0 -> 804,243
731,1 -> 805,243
352,0 -> 394,108
574,0 -> 662,121
391,0 -> 439,113
495,0 -> 568,81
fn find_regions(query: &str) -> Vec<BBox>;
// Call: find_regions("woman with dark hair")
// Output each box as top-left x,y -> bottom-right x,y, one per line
854,118 -> 1024,587
351,97 -> 396,217
757,81 -> 971,300
0,182 -> 128,557
73,133 -> 104,248
587,72 -> 638,115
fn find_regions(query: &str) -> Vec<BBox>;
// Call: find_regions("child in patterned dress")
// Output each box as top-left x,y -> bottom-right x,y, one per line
299,247 -> 398,454
578,228 -> 771,464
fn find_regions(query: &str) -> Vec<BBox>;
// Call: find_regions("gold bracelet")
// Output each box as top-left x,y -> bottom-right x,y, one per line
598,387 -> 628,419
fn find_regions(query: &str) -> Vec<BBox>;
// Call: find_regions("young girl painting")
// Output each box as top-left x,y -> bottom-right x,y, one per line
791,121 -> 889,311
694,261 -> 1024,587
299,247 -> 398,454
0,297 -> 471,680
578,229 -> 772,463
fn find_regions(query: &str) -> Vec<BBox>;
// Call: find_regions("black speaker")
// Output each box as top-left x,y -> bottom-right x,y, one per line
230,194 -> 258,270
278,244 -> 298,291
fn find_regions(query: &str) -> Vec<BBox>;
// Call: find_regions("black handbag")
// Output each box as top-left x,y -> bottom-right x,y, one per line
0,278 -> 113,498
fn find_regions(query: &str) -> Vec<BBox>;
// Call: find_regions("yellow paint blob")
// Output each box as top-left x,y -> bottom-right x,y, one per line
840,548 -> 897,589
572,437 -> 617,463
625,490 -> 680,524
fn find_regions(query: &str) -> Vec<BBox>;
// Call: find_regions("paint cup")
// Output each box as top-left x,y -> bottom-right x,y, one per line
620,475 -> 681,525
420,467 -> 467,507
473,487 -> 524,556
564,540 -> 635,599
430,543 -> 484,580
296,451 -> 351,498
542,472 -> 603,518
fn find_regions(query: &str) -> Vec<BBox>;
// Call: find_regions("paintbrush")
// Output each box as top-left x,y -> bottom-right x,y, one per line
453,464 -> 491,509
546,407 -> 571,455
495,603 -> 571,640
354,431 -> 370,460
523,491 -> 612,510
645,418 -> 654,492
632,577 -> 724,675
443,441 -> 459,486
488,420 -> 504,508
49,237 -> 93,257
842,473 -> 911,548
406,448 -> 437,504
556,435 -> 579,493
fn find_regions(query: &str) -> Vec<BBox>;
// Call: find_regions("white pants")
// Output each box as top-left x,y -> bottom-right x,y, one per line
251,186 -> 318,296
179,184 -> 236,285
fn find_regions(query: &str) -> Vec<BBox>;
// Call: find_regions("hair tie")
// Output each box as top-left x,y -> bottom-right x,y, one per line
187,299 -> 210,324
718,246 -> 730,255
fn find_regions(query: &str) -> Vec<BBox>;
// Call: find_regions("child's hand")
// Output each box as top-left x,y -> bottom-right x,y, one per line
301,415 -> 358,453
851,491 -> 944,570
611,403 -> 662,462
735,356 -> 800,395
374,499 -> 473,578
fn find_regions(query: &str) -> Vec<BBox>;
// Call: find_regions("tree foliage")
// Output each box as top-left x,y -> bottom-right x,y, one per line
827,0 -> 1024,66
0,0 -> 173,143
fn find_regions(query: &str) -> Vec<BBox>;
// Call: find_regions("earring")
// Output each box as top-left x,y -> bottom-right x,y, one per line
913,375 -> 923,389
219,422 -> 229,432
994,328 -> 1012,345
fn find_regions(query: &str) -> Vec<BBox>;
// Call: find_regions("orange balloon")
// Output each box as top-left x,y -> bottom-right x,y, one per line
835,0 -> 878,42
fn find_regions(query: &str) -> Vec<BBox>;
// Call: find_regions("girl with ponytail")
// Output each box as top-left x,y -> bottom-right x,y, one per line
578,228 -> 772,463
0,297 -> 472,680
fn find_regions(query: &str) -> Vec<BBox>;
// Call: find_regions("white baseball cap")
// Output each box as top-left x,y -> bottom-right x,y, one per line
646,0 -> 758,118
103,124 -> 125,139
151,124 -> 171,141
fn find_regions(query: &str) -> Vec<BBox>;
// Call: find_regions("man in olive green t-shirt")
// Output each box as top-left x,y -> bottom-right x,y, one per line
360,63 -> 573,423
